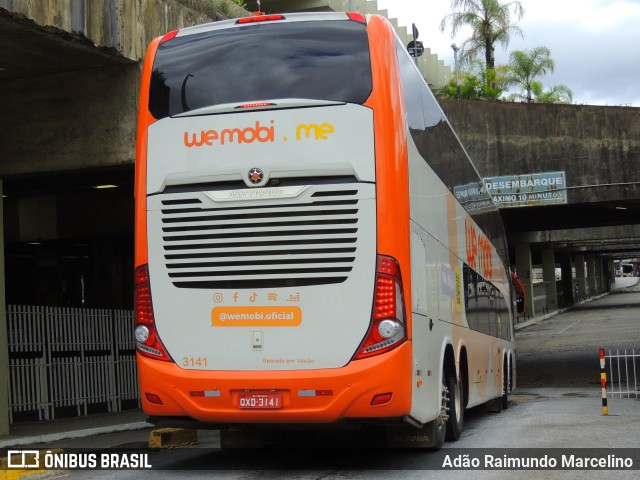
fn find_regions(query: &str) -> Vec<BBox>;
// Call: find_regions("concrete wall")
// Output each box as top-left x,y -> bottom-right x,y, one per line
441,101 -> 640,204
0,64 -> 139,175
2,0 -> 248,61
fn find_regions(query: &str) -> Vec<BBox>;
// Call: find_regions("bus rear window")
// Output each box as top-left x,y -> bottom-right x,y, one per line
149,20 -> 372,119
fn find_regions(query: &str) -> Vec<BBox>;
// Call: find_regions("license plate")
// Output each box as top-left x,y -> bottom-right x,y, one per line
238,391 -> 283,409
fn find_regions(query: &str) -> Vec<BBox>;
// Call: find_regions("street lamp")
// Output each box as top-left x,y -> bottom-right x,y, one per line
451,43 -> 460,100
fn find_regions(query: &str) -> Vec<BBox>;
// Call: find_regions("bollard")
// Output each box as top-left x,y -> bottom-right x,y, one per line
600,348 -> 608,415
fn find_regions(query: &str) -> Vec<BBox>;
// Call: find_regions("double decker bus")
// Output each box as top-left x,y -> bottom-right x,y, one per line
134,12 -> 515,449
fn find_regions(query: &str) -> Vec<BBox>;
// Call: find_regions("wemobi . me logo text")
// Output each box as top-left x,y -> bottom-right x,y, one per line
183,120 -> 334,147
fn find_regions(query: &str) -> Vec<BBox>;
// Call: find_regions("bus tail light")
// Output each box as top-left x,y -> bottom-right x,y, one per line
235,102 -> 276,109
236,14 -> 285,24
347,12 -> 366,24
355,256 -> 407,359
135,264 -> 172,362
159,29 -> 178,44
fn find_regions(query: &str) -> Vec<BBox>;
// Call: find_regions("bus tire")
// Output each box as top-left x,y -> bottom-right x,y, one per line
501,357 -> 511,410
431,374 -> 448,450
445,374 -> 464,441
433,367 -> 451,450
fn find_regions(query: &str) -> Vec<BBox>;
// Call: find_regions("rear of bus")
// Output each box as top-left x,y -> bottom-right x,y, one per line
134,13 -> 414,428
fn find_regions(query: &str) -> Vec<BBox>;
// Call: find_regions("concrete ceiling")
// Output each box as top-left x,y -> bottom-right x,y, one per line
503,201 -> 640,259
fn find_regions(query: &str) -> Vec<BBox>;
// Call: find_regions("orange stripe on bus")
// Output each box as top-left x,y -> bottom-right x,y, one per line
134,37 -> 161,268
364,15 -> 412,339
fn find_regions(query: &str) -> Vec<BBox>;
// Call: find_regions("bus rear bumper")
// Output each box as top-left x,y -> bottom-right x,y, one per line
137,343 -> 413,425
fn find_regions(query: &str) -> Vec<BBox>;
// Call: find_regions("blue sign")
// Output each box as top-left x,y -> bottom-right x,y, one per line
483,171 -> 567,208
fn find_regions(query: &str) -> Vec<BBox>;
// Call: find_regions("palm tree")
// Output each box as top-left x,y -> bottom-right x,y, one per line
505,81 -> 573,104
440,0 -> 524,71
506,47 -> 555,103
532,82 -> 573,104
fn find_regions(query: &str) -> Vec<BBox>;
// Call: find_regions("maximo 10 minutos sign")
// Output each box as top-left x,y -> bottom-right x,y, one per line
483,171 -> 567,208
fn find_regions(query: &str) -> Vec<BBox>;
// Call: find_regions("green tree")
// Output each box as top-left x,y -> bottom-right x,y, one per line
506,81 -> 573,104
506,47 -> 555,103
439,60 -> 510,100
531,81 -> 573,104
439,72 -> 483,100
440,0 -> 525,71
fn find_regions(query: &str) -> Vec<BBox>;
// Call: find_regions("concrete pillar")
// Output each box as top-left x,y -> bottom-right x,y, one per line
515,243 -> 535,318
607,259 -> 615,290
558,253 -> 574,307
541,248 -> 558,312
574,254 -> 587,301
594,257 -> 603,294
586,256 -> 597,297
0,180 -> 9,435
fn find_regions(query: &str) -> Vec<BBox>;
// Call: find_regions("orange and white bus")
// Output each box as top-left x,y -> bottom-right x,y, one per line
134,12 -> 515,449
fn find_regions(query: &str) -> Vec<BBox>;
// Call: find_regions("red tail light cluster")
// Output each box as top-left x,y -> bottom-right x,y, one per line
355,256 -> 407,359
134,265 -> 172,362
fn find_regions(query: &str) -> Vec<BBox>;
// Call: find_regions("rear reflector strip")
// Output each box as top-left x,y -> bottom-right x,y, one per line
145,393 -> 163,405
190,390 -> 221,397
298,390 -> 333,397
371,392 -> 393,405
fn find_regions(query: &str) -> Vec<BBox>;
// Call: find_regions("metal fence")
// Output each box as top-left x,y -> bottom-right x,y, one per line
605,349 -> 639,399
7,305 -> 139,423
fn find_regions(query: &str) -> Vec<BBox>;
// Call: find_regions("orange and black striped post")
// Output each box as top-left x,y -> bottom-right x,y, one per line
600,348 -> 608,416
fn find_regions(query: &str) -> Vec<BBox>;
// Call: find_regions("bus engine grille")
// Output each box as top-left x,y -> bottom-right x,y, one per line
158,188 -> 361,289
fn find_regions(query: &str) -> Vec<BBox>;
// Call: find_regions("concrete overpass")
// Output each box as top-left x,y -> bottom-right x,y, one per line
442,100 -> 640,316
0,0 -> 639,434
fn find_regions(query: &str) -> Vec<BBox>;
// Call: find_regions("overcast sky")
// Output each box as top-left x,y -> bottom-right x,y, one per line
376,0 -> 640,107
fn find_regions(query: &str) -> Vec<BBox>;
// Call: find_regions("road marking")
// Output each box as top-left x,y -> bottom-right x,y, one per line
557,319 -> 582,335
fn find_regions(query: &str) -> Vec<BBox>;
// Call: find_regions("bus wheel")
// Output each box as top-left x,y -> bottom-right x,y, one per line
432,375 -> 448,449
445,374 -> 464,441
501,358 -> 511,410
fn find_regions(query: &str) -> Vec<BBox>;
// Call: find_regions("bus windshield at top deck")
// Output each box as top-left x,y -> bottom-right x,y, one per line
148,20 -> 373,120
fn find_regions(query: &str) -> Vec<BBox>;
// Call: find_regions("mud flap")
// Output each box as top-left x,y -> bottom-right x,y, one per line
386,421 -> 437,449
482,397 -> 503,413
